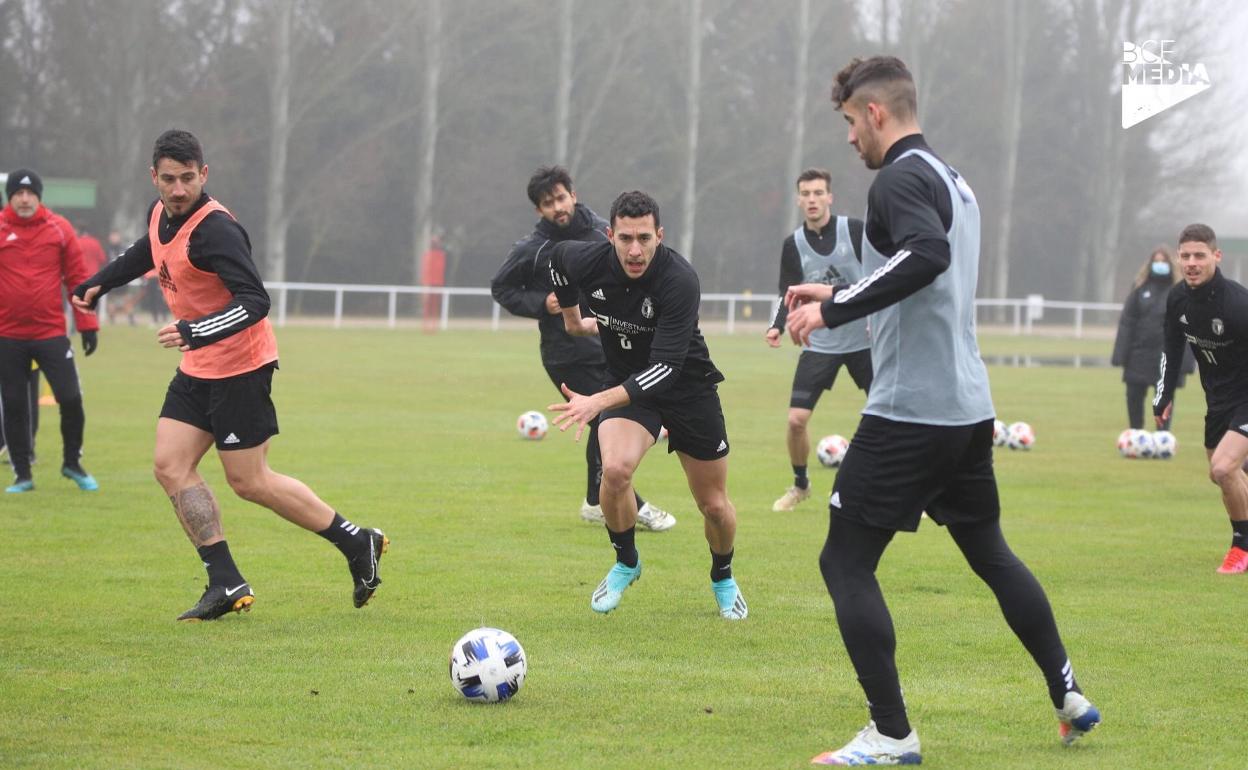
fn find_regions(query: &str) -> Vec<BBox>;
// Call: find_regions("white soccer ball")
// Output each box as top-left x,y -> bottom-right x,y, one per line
1151,430 -> 1176,459
992,419 -> 1008,447
449,627 -> 527,703
816,434 -> 850,467
1006,421 -> 1035,450
1122,428 -> 1154,458
516,411 -> 548,440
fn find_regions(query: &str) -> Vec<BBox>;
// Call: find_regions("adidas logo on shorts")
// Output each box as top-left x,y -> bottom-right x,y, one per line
830,491 -> 842,508
223,433 -> 241,445
717,439 -> 728,452
591,289 -> 606,300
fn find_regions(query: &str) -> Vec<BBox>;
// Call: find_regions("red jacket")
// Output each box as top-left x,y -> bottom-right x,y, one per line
0,204 -> 99,339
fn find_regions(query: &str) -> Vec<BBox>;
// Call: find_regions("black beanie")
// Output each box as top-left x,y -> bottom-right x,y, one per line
6,169 -> 43,200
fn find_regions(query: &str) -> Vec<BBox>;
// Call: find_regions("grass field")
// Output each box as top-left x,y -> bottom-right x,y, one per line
1,325 -> 1242,769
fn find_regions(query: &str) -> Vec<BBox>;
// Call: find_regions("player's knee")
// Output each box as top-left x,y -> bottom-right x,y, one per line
1209,459 -> 1241,486
787,412 -> 810,432
153,456 -> 190,491
600,461 -> 634,492
695,494 -> 732,523
226,473 -> 268,504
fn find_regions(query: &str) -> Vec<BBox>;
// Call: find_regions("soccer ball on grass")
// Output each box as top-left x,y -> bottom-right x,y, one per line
816,434 -> 850,467
516,411 -> 548,440
449,627 -> 527,703
1006,421 -> 1035,450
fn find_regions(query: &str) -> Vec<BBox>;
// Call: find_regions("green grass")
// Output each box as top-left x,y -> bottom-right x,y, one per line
1,326 -> 1241,769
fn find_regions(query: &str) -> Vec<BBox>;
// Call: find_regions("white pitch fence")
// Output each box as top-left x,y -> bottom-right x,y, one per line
263,281 -> 1122,337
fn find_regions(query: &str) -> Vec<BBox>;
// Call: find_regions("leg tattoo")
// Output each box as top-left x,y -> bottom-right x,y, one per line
171,483 -> 224,546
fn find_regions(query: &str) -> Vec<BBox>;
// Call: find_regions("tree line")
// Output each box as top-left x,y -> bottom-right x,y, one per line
0,0 -> 1236,302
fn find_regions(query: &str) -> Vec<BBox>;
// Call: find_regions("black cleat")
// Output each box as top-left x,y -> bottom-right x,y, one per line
177,582 -> 254,622
348,529 -> 389,608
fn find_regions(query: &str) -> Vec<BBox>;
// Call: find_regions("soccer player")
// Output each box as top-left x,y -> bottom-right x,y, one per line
72,129 -> 387,621
547,190 -> 746,619
0,168 -> 100,493
491,166 -> 673,531
785,57 -> 1099,764
766,168 -> 871,511
1154,223 -> 1248,574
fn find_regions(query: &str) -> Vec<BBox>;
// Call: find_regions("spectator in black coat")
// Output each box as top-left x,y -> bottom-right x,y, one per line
1112,246 -> 1193,430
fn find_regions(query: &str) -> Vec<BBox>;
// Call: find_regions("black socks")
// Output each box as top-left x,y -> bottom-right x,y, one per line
711,548 -> 734,582
197,541 -> 245,587
607,526 -> 638,568
793,464 -> 809,490
317,512 -> 369,559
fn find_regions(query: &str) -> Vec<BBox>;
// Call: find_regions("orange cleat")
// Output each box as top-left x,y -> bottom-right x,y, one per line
1216,546 -> 1248,574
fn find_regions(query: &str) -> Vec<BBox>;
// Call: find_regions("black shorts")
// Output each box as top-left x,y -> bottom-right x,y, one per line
160,364 -> 279,450
1203,402 -> 1248,449
544,361 -> 612,400
790,349 -> 873,410
830,415 -> 1000,532
602,385 -> 729,462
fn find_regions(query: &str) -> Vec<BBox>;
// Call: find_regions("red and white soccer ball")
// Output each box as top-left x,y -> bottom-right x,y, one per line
516,410 -> 548,440
816,434 -> 850,467
992,419 -> 1008,447
1006,421 -> 1035,450
1118,428 -> 1154,458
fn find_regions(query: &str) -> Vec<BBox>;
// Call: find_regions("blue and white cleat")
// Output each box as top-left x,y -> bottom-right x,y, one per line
590,561 -> 641,613
1057,691 -> 1100,745
5,477 -> 34,494
811,721 -> 922,765
712,576 -> 748,620
61,464 -> 99,491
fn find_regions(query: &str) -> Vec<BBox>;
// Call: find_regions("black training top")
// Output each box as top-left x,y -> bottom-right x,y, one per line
770,216 -> 864,330
1156,268 -> 1248,415
819,133 -> 954,330
491,203 -> 608,368
549,240 -> 723,403
74,193 -> 270,348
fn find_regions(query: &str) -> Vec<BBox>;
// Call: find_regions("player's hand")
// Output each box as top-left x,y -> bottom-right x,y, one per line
549,383 -> 601,442
566,317 -> 598,336
157,323 -> 190,352
787,302 -> 827,347
73,285 -> 102,312
764,327 -> 782,348
544,292 -> 561,315
81,330 -> 98,356
785,282 -> 834,310
1155,403 -> 1173,429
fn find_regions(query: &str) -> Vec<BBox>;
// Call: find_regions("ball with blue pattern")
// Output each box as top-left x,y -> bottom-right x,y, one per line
449,627 -> 527,703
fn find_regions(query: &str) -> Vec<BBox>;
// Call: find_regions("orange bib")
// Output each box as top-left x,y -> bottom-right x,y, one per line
150,199 -> 278,379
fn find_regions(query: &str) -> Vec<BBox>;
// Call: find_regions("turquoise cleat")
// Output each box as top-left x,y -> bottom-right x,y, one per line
61,465 -> 99,491
5,478 -> 34,493
712,577 -> 748,619
590,561 -> 641,613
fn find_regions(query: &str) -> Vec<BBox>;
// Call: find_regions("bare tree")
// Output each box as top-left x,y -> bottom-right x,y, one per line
412,0 -> 443,284
678,0 -> 705,259
553,0 -> 573,164
263,0 -> 295,282
988,0 -> 1029,303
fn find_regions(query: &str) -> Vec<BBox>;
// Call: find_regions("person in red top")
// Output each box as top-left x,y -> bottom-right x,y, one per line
0,168 -> 100,493
75,224 -> 108,273
73,130 -> 388,622
420,234 -> 446,331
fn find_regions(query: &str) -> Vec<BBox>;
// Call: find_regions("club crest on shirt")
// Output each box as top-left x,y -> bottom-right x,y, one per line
641,296 -> 655,319
1212,318 -> 1224,335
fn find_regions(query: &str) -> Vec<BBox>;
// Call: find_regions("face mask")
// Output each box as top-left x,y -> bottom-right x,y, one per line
1151,261 -> 1171,277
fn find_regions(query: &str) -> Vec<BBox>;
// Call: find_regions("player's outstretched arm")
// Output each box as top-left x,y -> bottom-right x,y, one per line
549,383 -> 628,441
785,282 -> 835,309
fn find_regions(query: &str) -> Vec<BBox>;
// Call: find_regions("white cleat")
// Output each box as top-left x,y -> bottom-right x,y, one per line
580,500 -> 605,524
636,502 -> 676,531
773,485 -> 811,511
1056,691 -> 1101,746
811,721 -> 921,765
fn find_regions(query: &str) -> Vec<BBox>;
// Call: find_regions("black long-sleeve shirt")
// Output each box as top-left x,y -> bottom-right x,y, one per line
549,240 -> 723,403
820,134 -> 953,330
74,193 -> 270,350
770,216 -> 863,330
490,203 -> 607,367
1155,268 -> 1248,415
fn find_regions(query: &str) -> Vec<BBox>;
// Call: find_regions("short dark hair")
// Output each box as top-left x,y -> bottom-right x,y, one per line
1179,223 -> 1217,250
830,56 -> 917,120
609,190 -> 660,228
797,168 -> 832,189
526,165 -> 574,206
152,129 -> 204,168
